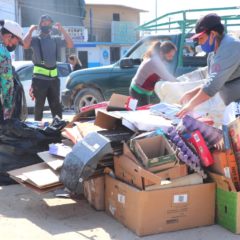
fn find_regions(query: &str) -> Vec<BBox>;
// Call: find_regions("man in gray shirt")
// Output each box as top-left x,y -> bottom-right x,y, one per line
177,13 -> 240,118
23,15 -> 73,120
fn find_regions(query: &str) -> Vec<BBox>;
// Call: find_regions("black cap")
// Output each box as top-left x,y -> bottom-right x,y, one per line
191,13 -> 222,39
39,15 -> 53,24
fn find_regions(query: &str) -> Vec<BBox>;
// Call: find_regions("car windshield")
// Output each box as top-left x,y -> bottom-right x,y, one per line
127,36 -> 173,60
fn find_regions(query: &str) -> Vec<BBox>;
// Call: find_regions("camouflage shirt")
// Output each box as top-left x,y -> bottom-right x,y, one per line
0,41 -> 13,119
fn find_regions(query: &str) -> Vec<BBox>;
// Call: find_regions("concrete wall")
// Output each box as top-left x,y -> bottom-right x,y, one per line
0,0 -> 16,20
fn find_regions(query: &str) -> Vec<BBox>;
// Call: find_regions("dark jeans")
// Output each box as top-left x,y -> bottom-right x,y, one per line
32,77 -> 62,121
129,87 -> 150,107
0,101 -> 3,122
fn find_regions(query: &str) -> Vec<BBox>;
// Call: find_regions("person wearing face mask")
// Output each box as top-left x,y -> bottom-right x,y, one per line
23,15 -> 73,121
177,13 -> 240,119
0,20 -> 24,121
129,41 -> 177,107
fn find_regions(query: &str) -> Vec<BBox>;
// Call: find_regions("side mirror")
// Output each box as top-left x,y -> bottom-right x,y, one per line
119,58 -> 134,68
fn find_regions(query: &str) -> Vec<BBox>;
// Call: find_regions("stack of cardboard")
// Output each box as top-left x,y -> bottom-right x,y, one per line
209,117 -> 240,234
7,94 -> 220,236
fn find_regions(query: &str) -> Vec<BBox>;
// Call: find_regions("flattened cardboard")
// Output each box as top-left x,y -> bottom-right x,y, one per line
105,175 -> 215,236
145,173 -> 203,191
83,175 -> 105,211
74,121 -> 103,137
37,151 -> 64,171
8,162 -> 61,189
9,175 -> 63,194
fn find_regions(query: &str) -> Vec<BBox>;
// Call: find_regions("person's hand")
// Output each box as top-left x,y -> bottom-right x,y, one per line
176,102 -> 194,118
29,87 -> 35,101
54,22 -> 64,32
29,25 -> 38,33
179,91 -> 194,105
3,108 -> 12,120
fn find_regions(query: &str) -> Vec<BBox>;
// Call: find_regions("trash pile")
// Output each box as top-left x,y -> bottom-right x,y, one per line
5,93 -> 240,236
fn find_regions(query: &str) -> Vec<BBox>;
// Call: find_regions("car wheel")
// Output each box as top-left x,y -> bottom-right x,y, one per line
73,88 -> 104,113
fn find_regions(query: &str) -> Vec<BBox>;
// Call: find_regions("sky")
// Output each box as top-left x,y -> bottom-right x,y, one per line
86,0 -> 240,24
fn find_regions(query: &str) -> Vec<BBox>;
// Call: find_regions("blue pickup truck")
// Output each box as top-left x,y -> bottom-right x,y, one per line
62,7 -> 240,113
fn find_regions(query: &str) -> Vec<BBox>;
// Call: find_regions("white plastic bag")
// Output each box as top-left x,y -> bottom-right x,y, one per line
154,77 -> 225,127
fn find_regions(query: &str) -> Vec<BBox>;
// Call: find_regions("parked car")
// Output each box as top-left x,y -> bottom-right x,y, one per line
12,61 -> 72,109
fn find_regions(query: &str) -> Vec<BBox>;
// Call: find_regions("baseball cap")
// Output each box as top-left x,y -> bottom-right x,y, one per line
191,13 -> 222,40
39,15 -> 53,24
3,20 -> 24,43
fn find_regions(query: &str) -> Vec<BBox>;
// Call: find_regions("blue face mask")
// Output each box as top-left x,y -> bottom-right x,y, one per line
201,35 -> 216,53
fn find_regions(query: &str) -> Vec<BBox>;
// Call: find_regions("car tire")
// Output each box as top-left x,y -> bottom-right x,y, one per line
73,88 -> 104,113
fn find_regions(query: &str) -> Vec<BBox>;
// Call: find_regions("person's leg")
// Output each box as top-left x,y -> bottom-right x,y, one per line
47,78 -> 62,119
32,78 -> 49,121
0,101 -> 4,122
129,88 -> 150,107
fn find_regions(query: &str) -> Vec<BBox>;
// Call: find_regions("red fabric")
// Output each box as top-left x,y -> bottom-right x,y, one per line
141,73 -> 160,91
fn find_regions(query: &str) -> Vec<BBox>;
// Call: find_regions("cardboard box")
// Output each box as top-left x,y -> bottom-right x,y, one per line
210,150 -> 240,191
83,175 -> 105,211
107,93 -> 138,111
114,154 -> 188,190
114,143 -> 187,190
209,172 -> 240,233
105,175 -> 215,236
228,117 -> 240,173
131,135 -> 178,168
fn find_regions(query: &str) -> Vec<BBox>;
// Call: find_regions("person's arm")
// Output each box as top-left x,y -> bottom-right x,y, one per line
0,53 -> 14,119
203,40 -> 240,98
54,22 -> 73,48
23,25 -> 38,49
179,85 -> 202,105
176,88 -> 211,118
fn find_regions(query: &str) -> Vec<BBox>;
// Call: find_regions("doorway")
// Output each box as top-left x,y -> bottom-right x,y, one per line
78,51 -> 88,69
110,47 -> 120,64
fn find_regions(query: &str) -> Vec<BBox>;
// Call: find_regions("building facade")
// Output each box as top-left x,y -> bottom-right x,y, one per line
9,1 -> 145,66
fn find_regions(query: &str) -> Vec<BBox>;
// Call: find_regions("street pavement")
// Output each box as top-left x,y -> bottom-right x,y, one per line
0,184 -> 240,240
0,110 -> 239,239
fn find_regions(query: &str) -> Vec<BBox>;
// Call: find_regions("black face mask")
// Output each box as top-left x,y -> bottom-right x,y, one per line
7,45 -> 17,52
40,25 -> 52,34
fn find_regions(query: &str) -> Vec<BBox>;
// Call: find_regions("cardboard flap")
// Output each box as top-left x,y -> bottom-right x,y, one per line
107,93 -> 137,111
94,109 -> 122,130
208,172 -> 236,192
8,162 -> 61,189
114,154 -> 162,190
37,151 -> 64,171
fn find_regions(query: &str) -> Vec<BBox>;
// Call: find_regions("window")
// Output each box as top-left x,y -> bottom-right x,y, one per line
182,38 -> 207,67
110,47 -> 120,64
113,13 -> 120,21
17,66 -> 33,82
57,63 -> 71,77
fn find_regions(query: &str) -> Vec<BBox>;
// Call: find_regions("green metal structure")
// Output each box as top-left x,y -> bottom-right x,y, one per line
138,7 -> 240,66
